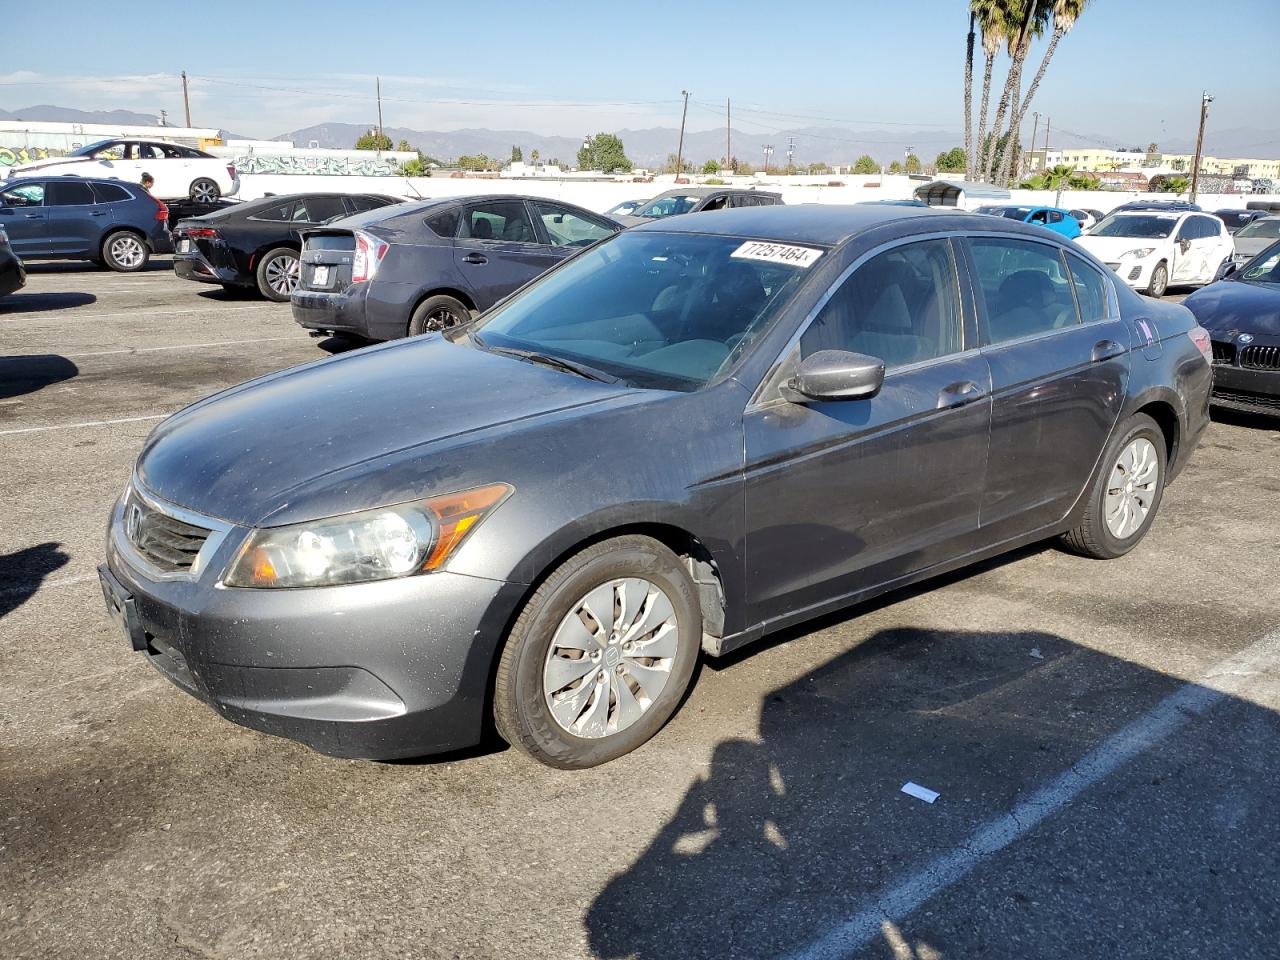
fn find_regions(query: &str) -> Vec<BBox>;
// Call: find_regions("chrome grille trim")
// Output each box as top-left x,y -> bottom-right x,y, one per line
112,480 -> 233,582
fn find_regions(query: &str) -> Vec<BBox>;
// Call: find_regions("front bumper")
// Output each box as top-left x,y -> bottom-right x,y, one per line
101,489 -> 526,759
1105,257 -> 1160,290
1210,361 -> 1280,416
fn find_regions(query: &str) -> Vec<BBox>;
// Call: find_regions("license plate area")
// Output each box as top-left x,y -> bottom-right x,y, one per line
98,564 -> 147,651
176,238 -> 190,253
311,264 -> 330,287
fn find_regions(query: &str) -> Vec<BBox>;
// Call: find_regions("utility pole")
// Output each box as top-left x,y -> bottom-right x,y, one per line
181,71 -> 192,128
726,98 -> 731,171
1043,116 -> 1051,170
674,90 -> 689,180
1190,91 -> 1213,204
1027,112 -> 1040,177
376,76 -> 385,152
786,135 -> 796,172
762,144 -> 773,174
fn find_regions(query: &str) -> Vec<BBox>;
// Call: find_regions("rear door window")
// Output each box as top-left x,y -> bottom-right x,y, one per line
459,200 -> 538,244
295,197 -> 348,224
348,196 -> 391,214
249,202 -> 294,222
46,180 -> 96,206
969,237 -> 1079,344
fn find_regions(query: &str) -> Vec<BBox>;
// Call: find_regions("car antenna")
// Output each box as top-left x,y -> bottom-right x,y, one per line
404,177 -> 424,200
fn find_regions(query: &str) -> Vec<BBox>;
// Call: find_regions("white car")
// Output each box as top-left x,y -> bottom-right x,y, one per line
5,138 -> 239,202
1077,209 -> 1234,298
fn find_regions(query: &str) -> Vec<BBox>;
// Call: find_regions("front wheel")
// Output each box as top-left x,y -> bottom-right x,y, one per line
255,247 -> 300,301
1145,261 -> 1168,298
1060,413 -> 1167,559
408,294 -> 470,337
190,178 -> 221,202
494,536 -> 701,768
101,230 -> 149,272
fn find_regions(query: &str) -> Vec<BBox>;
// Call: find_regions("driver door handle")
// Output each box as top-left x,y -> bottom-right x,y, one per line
462,253 -> 487,265
1092,339 -> 1125,362
937,380 -> 985,409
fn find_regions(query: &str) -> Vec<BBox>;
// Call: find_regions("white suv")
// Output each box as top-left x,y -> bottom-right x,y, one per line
1077,209 -> 1234,298
6,138 -> 239,202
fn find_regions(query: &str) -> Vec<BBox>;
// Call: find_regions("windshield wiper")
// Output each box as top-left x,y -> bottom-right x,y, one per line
473,339 -> 622,384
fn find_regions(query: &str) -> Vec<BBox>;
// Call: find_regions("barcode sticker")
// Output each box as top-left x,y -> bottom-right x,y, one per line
731,240 -> 824,268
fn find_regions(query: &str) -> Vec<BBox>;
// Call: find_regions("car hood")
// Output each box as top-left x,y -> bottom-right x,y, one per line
1233,237 -> 1275,259
1076,235 -> 1169,258
1183,279 -> 1280,337
136,336 -> 633,526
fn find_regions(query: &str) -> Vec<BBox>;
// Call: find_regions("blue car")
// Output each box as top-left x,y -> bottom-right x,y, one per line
976,204 -> 1082,240
0,176 -> 172,271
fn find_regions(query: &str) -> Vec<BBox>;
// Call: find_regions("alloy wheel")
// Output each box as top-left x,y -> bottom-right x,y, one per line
425,308 -> 460,331
109,235 -> 145,269
542,578 -> 679,739
266,254 -> 300,296
191,179 -> 218,202
1105,437 -> 1159,539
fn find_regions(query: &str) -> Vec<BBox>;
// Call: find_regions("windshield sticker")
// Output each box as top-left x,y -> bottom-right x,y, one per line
731,241 -> 824,268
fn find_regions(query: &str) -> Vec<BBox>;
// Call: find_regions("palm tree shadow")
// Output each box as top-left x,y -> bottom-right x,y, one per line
0,542 -> 70,619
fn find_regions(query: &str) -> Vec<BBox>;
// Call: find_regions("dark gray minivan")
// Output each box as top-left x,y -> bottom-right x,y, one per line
102,205 -> 1212,769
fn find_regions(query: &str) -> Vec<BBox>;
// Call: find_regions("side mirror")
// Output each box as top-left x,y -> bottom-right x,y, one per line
782,350 -> 885,403
1178,238 -> 1191,253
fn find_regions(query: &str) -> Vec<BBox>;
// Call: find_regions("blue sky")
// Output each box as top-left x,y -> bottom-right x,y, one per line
4,0 -> 1278,155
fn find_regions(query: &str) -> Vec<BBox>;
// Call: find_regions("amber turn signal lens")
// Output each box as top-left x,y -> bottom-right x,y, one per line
421,483 -> 512,570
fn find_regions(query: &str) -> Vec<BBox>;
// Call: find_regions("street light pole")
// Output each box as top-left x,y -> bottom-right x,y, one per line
1190,91 -> 1213,204
674,90 -> 689,181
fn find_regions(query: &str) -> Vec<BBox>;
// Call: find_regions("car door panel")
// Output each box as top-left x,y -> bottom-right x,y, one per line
45,180 -> 104,255
0,183 -> 49,256
453,200 -> 562,309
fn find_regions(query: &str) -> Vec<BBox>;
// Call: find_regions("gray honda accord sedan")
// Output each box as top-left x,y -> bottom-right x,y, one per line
100,204 -> 1213,768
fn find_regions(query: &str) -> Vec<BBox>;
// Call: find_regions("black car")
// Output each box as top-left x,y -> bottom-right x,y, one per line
1113,200 -> 1202,213
173,193 -> 401,301
1184,239 -> 1280,417
103,204 -> 1212,767
1214,209 -> 1271,234
616,187 -> 783,226
0,176 -> 171,271
0,225 -> 24,298
292,195 -> 622,340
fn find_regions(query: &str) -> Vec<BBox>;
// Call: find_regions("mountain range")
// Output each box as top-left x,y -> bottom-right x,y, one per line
3,105 -> 1276,167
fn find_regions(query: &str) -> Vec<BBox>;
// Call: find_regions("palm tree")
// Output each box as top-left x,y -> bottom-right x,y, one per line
998,0 -> 1090,186
981,0 -> 1047,183
971,0 -> 1011,182
963,11 -> 976,180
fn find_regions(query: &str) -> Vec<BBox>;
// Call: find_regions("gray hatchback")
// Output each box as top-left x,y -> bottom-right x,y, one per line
101,205 -> 1212,768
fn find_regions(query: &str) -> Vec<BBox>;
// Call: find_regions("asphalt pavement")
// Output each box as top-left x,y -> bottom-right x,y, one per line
2,262 -> 1278,960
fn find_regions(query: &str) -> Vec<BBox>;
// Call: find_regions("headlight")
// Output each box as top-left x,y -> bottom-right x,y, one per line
1120,247 -> 1156,259
223,483 -> 512,588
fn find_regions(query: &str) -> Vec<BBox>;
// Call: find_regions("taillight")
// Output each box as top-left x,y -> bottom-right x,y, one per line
351,230 -> 389,283
153,198 -> 168,222
186,227 -> 219,239
226,164 -> 237,181
1188,325 -> 1212,364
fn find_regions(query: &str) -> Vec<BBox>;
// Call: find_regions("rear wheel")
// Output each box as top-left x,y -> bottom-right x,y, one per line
190,178 -> 220,202
1145,261 -> 1168,298
1061,413 -> 1167,559
494,536 -> 701,768
408,294 -> 470,336
255,247 -> 300,301
101,230 -> 149,272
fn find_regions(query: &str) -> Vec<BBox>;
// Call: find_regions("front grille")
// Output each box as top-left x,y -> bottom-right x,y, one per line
1213,387 -> 1280,410
124,491 -> 212,572
1240,345 -> 1280,370
1211,341 -> 1236,364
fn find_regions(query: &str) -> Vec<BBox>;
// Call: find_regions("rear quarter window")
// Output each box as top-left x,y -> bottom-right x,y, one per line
90,182 -> 133,203
424,206 -> 461,238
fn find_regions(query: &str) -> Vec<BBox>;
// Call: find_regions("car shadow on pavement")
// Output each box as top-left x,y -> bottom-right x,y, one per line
1210,406 -> 1280,433
0,354 -> 79,399
0,291 -> 95,314
0,542 -> 70,620
585,621 -> 1280,959
24,258 -> 172,274
196,286 -> 260,301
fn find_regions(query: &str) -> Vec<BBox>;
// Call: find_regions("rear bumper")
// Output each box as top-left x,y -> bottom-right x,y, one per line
174,253 -> 245,286
292,285 -> 373,338
0,256 -> 24,297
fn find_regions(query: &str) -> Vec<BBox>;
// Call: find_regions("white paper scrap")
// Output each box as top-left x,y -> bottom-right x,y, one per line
901,781 -> 940,804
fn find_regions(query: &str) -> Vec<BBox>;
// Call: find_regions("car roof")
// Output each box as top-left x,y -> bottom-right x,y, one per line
4,175 -> 140,191
322,194 -> 606,231
627,203 -> 950,246
650,186 -> 776,199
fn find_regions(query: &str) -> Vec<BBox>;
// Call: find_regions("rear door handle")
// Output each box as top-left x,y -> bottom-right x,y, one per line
1092,339 -> 1125,362
91,209 -> 108,216
937,380 -> 985,409
462,253 -> 487,265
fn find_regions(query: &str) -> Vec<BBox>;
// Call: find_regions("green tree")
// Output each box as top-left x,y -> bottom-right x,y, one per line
400,157 -> 427,177
904,153 -> 923,174
578,133 -> 632,173
663,153 -> 693,175
979,131 -> 1019,183
511,145 -> 523,163
530,149 -> 540,164
806,161 -> 831,175
729,157 -> 753,175
355,131 -> 393,151
853,154 -> 881,175
888,160 -> 904,174
457,154 -> 496,172
968,0 -> 1016,180
396,139 -> 411,152
702,159 -> 721,174
935,147 -> 967,172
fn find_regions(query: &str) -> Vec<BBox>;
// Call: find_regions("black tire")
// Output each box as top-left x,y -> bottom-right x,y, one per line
408,294 -> 470,337
1061,413 -> 1167,560
1145,261 -> 1168,298
100,230 -> 150,272
494,535 -> 701,769
190,178 -> 221,202
255,247 -> 300,301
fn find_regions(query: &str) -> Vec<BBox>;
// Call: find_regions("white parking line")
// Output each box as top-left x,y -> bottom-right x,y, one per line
56,335 -> 301,359
0,305 -> 281,323
785,630 -> 1280,960
0,414 -> 168,436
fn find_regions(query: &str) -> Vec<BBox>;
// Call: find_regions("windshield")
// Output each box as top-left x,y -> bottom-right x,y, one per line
978,206 -> 1032,220
471,231 -> 820,390
1239,242 -> 1280,284
68,139 -> 117,158
1089,214 -> 1178,239
1236,219 -> 1280,241
632,195 -> 701,219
